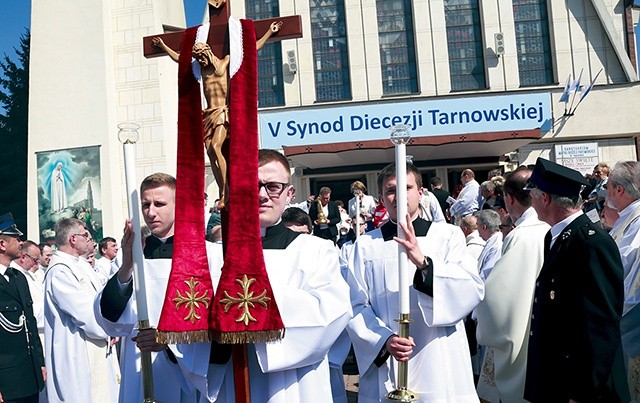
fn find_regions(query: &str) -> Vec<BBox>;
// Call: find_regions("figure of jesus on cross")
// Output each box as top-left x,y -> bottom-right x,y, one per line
151,20 -> 283,210
142,2 -> 304,402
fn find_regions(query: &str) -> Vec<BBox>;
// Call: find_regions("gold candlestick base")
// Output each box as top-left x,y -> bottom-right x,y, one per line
386,387 -> 418,402
386,313 -> 418,401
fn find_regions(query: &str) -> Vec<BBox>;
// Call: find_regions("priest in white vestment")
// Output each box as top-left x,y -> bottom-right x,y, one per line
347,162 -> 483,403
606,161 -> 640,399
44,218 -> 119,403
475,167 -> 549,403
176,150 -> 352,403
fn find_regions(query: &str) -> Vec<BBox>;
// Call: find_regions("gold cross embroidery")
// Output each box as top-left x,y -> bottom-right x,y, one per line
220,275 -> 271,326
173,277 -> 211,323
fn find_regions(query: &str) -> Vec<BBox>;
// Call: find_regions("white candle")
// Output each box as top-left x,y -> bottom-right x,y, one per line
395,141 -> 410,314
354,190 -> 361,238
122,140 -> 149,321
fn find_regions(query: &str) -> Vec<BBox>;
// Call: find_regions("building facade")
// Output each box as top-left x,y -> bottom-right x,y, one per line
27,0 -> 639,239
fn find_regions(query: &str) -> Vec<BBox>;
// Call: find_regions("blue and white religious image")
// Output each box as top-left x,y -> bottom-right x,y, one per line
36,146 -> 103,242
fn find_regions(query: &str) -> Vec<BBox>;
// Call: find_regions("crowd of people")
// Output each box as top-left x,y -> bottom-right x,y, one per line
0,154 -> 638,403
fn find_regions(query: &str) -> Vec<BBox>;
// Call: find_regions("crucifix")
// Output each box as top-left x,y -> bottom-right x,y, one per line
142,1 -> 302,403
144,0 -> 302,210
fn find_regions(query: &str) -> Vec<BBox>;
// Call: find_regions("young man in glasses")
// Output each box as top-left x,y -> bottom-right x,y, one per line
44,217 -> 119,403
183,149 -> 351,402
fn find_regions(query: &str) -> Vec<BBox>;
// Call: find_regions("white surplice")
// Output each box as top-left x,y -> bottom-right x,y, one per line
178,231 -> 352,403
44,251 -> 120,403
609,198 -> 640,400
477,231 -> 503,281
95,241 -> 224,403
475,207 -> 549,403
347,221 -> 484,403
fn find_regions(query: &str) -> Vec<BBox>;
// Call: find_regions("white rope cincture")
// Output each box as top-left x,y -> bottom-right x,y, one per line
0,311 -> 26,333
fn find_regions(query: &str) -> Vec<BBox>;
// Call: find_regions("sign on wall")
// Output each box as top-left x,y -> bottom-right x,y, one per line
260,93 -> 552,149
555,142 -> 599,175
36,146 -> 103,242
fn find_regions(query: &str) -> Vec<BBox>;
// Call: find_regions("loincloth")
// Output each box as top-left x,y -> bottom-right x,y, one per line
203,106 -> 229,141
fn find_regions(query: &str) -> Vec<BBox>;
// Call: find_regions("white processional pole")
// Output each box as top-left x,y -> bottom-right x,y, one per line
387,124 -> 418,402
118,123 -> 159,403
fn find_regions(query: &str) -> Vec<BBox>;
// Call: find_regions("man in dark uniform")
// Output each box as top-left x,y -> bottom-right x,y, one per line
524,158 -> 629,402
0,212 -> 45,403
308,186 -> 341,243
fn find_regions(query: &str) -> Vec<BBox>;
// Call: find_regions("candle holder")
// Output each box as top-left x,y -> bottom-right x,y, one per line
387,125 -> 418,402
390,124 -> 411,146
118,122 -> 140,144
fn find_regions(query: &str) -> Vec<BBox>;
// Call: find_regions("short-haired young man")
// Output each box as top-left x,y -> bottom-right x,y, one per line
95,236 -> 118,282
347,162 -> 483,402
95,172 -> 224,403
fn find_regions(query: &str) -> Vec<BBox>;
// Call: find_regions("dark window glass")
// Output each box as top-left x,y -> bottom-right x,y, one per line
377,0 -> 418,95
445,0 -> 486,90
513,0 -> 553,86
245,0 -> 285,107
310,0 -> 352,101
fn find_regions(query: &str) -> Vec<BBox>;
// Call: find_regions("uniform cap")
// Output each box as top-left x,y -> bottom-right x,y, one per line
0,212 -> 24,237
525,158 -> 588,198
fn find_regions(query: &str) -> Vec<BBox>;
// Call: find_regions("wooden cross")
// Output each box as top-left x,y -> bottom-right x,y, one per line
142,2 -> 302,403
143,2 -> 302,61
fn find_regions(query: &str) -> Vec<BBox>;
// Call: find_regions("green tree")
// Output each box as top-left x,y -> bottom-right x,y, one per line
0,30 -> 30,236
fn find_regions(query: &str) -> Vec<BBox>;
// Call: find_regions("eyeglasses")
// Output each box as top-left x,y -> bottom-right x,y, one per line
24,254 -> 39,265
72,232 -> 92,241
258,181 -> 290,197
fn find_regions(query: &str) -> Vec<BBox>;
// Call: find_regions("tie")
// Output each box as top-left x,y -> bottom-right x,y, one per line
543,230 -> 552,258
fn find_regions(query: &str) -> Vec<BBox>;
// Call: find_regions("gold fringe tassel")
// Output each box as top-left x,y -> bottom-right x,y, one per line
213,329 -> 286,344
156,329 -> 212,345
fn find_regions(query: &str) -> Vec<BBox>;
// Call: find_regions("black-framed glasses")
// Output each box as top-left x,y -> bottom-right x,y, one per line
258,181 -> 290,197
72,232 -> 91,240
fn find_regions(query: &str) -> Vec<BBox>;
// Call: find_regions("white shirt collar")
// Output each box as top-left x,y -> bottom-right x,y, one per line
618,198 -> 640,220
515,206 -> 537,226
550,210 -> 583,247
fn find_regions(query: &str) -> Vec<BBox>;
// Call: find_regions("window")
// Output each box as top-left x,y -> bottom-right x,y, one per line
310,0 -> 352,101
377,0 -> 418,95
513,0 -> 553,86
445,0 -> 486,91
245,0 -> 285,107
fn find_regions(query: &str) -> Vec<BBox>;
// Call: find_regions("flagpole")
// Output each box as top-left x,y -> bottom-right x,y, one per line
571,69 -> 603,114
567,68 -> 583,115
387,124 -> 418,402
118,123 -> 160,403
